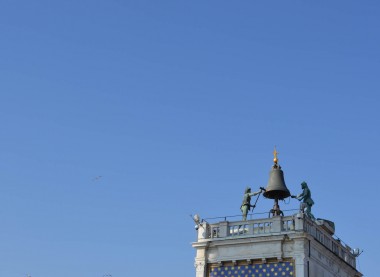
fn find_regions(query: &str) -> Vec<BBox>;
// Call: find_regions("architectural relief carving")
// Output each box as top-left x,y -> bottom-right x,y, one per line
194,261 -> 206,272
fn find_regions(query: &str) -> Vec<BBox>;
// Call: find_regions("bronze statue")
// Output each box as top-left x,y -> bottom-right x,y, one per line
292,182 -> 315,220
240,187 -> 263,220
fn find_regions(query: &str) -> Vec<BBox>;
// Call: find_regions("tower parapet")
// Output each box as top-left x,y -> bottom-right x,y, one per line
193,212 -> 361,277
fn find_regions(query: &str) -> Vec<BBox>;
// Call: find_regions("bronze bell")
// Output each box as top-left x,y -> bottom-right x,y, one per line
263,147 -> 291,217
263,166 -> 291,200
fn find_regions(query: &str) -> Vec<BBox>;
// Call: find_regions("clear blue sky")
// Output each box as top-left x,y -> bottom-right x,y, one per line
1,1 -> 378,276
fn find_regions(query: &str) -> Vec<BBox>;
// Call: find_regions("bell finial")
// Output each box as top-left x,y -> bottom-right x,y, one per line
273,146 -> 278,165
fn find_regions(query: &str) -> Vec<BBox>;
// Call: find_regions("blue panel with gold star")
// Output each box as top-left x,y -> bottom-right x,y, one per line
210,262 -> 294,277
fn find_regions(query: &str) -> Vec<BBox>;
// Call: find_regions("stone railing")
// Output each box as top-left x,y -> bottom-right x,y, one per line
303,217 -> 356,268
196,214 -> 356,268
198,215 -> 297,240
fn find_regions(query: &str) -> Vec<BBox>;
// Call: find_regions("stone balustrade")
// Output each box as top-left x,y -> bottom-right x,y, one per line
196,213 -> 357,269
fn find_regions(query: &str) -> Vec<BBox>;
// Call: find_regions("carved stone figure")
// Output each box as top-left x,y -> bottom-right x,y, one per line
292,181 -> 315,220
240,187 -> 262,220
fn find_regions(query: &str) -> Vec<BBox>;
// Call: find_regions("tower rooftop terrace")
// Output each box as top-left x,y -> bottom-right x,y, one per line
193,212 -> 357,270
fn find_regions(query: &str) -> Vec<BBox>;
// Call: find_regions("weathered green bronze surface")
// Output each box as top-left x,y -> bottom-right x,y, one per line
240,187 -> 261,220
292,181 -> 315,220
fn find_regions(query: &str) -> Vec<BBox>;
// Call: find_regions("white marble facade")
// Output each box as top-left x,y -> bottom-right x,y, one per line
192,214 -> 362,277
